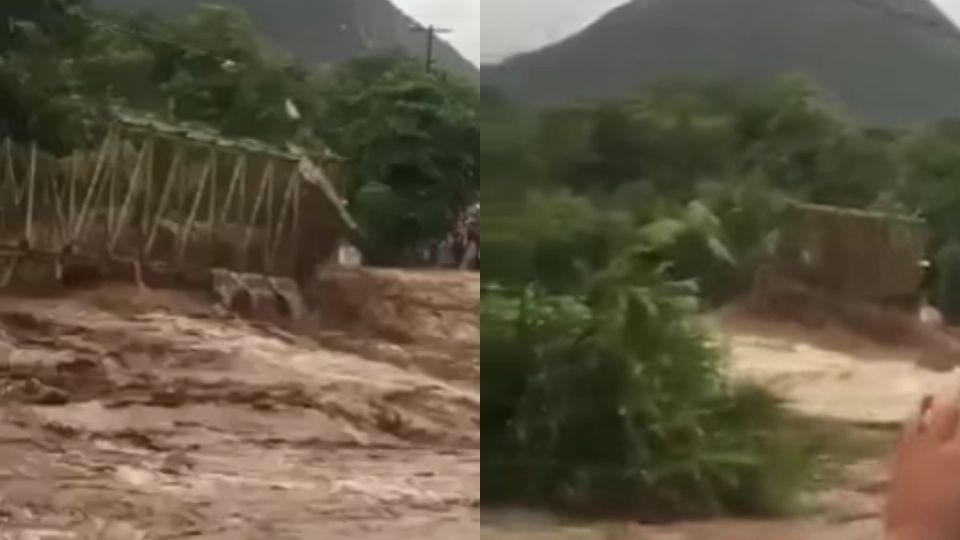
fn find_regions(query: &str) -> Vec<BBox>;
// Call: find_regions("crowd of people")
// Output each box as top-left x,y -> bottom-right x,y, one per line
433,202 -> 478,270
462,202 -> 479,270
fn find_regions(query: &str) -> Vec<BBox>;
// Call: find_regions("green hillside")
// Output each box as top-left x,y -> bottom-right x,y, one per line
481,0 -> 960,124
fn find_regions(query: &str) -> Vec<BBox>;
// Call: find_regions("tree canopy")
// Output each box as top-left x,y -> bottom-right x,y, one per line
480,73 -> 960,515
0,1 -> 478,263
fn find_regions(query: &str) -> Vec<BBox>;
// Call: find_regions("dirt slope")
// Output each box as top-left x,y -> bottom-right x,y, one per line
0,276 -> 480,539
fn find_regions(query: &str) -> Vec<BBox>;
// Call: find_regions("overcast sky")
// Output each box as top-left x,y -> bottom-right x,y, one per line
395,0 -> 960,65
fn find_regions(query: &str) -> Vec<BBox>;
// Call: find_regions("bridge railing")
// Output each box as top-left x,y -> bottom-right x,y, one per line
0,120 -> 353,286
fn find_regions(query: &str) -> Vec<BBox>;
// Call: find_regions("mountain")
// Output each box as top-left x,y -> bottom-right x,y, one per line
91,0 -> 477,78
481,0 -> 960,124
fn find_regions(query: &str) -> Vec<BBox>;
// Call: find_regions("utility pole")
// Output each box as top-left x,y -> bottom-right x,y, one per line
411,24 -> 451,73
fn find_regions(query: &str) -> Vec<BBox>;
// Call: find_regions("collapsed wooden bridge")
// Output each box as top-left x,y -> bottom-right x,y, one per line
0,112 -> 358,298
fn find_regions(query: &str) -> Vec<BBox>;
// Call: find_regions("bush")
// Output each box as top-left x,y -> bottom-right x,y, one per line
481,246 -> 811,517
667,179 -> 788,306
481,190 -> 634,292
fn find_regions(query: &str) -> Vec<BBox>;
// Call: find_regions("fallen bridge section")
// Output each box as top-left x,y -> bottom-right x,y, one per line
0,112 -> 357,291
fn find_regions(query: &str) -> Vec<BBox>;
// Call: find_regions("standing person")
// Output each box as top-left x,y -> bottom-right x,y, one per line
451,213 -> 467,268
461,202 -> 479,270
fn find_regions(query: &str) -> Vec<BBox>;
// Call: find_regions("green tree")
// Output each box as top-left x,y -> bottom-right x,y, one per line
0,0 -> 97,150
0,3 -> 481,269
0,2 -> 333,151
479,86 -> 541,198
322,59 -> 478,264
122,5 -> 323,146
482,214 -> 808,515
899,121 -> 960,243
0,0 -> 87,53
735,76 -> 899,207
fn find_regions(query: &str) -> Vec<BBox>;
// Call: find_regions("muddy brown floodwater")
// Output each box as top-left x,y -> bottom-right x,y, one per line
0,275 -> 481,540
2,271 -> 947,540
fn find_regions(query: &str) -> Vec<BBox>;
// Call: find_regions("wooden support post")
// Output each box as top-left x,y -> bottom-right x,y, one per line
208,147 -> 218,264
3,139 -> 12,190
76,164 -> 112,244
176,149 -> 214,265
24,142 -> 37,249
176,154 -> 187,241
5,139 -> 23,207
291,168 -> 301,277
265,161 -> 276,255
109,141 -> 149,253
67,150 -> 78,234
142,139 -> 155,236
107,134 -> 120,236
176,152 -> 187,220
74,158 -> 112,245
239,158 -> 249,225
1,256 -> 19,288
1,139 -> 12,236
270,165 -> 300,267
144,148 -> 184,259
242,160 -> 273,271
49,161 -> 68,245
73,129 -> 116,242
220,154 -> 245,224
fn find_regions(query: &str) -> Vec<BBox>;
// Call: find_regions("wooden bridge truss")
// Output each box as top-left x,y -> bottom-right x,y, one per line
0,114 -> 356,288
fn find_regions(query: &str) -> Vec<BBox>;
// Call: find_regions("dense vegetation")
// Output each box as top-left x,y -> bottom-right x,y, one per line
0,0 -> 477,264
481,231 -> 809,515
480,72 -> 960,515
